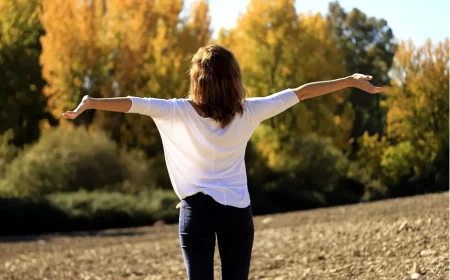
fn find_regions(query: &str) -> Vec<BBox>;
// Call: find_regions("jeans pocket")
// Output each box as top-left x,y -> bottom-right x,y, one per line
179,200 -> 191,233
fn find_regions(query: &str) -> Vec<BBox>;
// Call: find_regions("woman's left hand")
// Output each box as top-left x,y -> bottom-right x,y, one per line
350,74 -> 384,94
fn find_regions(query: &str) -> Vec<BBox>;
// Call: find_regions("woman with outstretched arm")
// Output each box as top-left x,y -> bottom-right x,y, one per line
63,44 -> 383,280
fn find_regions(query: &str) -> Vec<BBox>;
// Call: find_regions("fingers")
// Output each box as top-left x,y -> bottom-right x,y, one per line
370,86 -> 384,94
373,86 -> 384,93
62,111 -> 79,119
61,101 -> 87,119
354,74 -> 383,94
353,73 -> 373,80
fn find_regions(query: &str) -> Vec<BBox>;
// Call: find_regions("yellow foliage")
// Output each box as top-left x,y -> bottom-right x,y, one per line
218,0 -> 353,154
357,132 -> 389,180
39,0 -> 212,152
386,38 -> 449,142
0,0 -> 40,46
360,38 -> 449,183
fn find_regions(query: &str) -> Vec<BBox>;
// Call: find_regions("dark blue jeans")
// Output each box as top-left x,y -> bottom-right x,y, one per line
179,192 -> 254,280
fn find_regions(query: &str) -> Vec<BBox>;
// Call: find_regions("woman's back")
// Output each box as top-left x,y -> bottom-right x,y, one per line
127,89 -> 299,208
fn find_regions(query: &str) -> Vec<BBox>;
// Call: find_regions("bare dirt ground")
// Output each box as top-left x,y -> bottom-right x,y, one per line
0,192 -> 448,280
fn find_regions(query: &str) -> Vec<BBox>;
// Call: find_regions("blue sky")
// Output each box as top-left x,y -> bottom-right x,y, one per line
183,0 -> 449,45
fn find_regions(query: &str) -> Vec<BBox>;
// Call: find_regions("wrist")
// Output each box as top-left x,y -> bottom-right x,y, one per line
344,76 -> 355,88
83,96 -> 94,110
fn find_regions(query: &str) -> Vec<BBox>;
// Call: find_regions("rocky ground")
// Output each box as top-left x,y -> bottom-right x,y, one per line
0,192 -> 448,280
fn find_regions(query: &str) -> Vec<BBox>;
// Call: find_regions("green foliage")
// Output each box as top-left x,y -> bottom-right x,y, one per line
0,196 -> 68,235
2,126 -> 156,196
0,0 -> 447,237
281,134 -> 348,193
47,190 -> 179,226
0,129 -> 18,177
0,0 -> 55,146
0,190 -> 179,236
253,131 -> 350,193
326,1 -> 396,139
356,132 -> 390,181
426,138 -> 449,192
249,132 -> 367,207
380,141 -> 416,183
218,1 -> 355,151
39,0 -> 211,159
358,39 -> 449,195
0,129 -> 20,196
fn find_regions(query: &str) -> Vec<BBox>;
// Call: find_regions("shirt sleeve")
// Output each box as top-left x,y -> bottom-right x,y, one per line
126,96 -> 172,119
245,89 -> 299,124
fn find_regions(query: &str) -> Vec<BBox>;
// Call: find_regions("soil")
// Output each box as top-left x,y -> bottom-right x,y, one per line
0,192 -> 448,280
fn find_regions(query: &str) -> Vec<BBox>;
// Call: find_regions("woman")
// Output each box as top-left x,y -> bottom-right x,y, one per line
63,44 -> 383,280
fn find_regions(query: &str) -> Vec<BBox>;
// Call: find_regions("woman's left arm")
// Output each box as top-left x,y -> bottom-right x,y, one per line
293,73 -> 384,101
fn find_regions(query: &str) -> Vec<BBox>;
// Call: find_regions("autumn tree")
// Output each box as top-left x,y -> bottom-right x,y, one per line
40,0 -> 211,188
0,0 -> 54,146
40,0 -> 210,137
327,1 -> 396,144
387,39 -> 449,142
386,39 -> 448,188
358,39 -> 449,194
218,0 -> 354,171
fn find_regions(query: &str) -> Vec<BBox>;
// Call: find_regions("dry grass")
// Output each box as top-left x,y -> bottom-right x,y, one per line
0,192 -> 448,280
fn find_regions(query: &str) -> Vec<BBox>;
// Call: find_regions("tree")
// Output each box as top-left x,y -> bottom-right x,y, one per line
0,0 -> 54,146
40,0 -> 212,189
40,0 -> 211,143
40,0 -> 114,122
387,39 -> 449,143
358,39 -> 449,193
326,1 -> 396,143
385,39 -> 449,185
218,0 -> 354,171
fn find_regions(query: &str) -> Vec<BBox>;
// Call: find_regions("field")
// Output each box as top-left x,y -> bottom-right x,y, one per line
0,192 -> 448,280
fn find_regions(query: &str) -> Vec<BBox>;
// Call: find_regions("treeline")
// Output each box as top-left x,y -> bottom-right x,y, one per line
0,0 -> 448,235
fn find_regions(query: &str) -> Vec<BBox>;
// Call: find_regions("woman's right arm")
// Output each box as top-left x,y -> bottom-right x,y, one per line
62,96 -> 132,119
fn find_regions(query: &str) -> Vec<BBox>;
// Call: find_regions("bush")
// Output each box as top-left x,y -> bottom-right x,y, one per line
0,189 -> 179,236
2,126 -> 156,196
426,139 -> 449,192
0,129 -> 18,177
269,134 -> 352,193
251,186 -> 326,215
249,133 -> 367,210
380,141 -> 416,184
1,196 -> 69,236
48,190 -> 179,229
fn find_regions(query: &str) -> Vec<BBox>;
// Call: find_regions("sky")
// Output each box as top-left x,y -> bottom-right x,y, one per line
183,0 -> 449,46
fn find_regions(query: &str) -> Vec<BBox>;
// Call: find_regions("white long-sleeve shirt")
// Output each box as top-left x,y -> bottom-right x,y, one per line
127,89 -> 299,208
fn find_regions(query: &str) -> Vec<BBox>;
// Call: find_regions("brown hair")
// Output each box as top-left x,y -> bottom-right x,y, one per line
188,44 -> 246,128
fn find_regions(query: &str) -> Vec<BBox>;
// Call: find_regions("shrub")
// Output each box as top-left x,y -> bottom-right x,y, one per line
0,129 -> 18,177
1,196 -> 69,236
250,133 -> 367,209
270,134 -> 351,193
47,190 -> 179,229
426,138 -> 449,192
380,141 -> 417,183
2,126 -> 156,196
0,189 -> 179,236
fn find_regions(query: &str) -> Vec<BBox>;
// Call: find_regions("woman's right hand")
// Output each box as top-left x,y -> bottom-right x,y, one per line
62,95 -> 92,119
